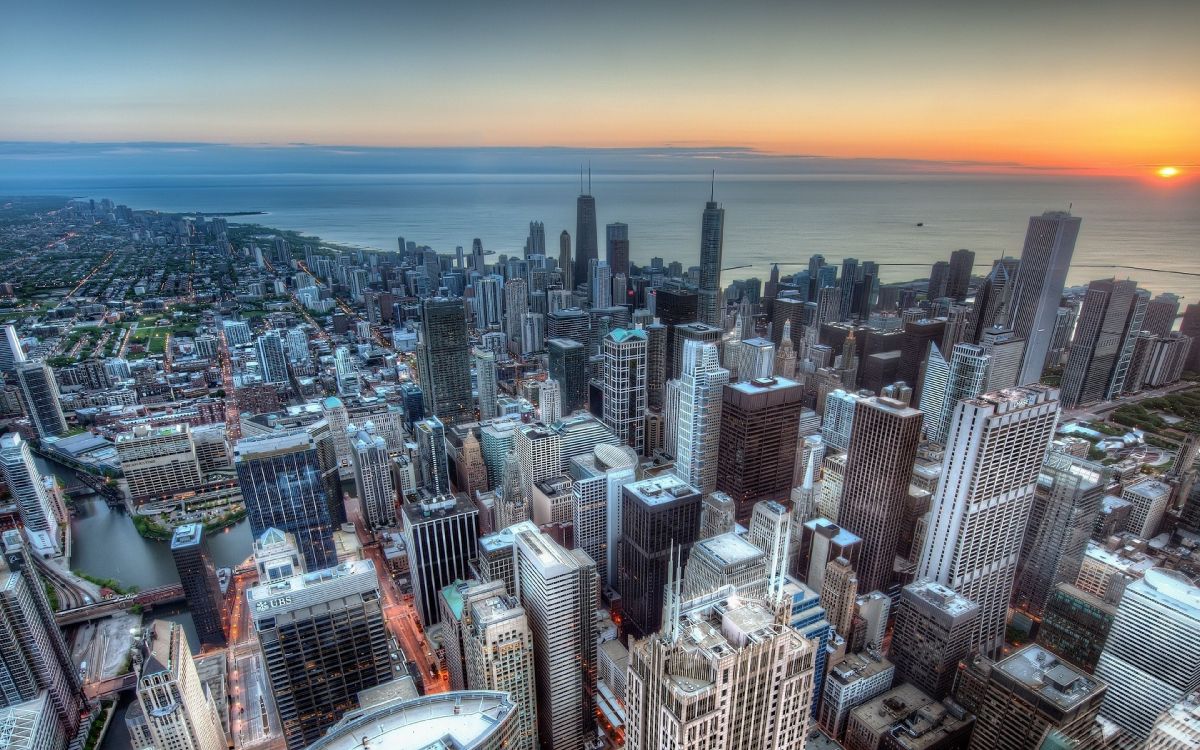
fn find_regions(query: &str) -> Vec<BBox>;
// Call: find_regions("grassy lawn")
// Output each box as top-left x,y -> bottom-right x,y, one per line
1109,386 -> 1200,441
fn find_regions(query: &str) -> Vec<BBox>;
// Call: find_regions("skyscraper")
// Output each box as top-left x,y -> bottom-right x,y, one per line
14,361 -> 67,439
569,444 -> 638,590
463,592 -> 539,750
349,424 -> 396,528
929,342 -> 991,445
0,324 -> 27,376
512,526 -> 597,750
1095,569 -> 1200,740
547,337 -> 588,415
526,220 -> 546,258
130,620 -> 227,750
619,475 -> 702,636
606,221 -> 629,277
1060,278 -> 1147,406
170,524 -> 226,648
115,424 -> 203,502
1142,292 -> 1180,338
698,195 -> 725,327
414,416 -> 450,496
416,296 -> 473,426
625,585 -> 816,750
1012,452 -> 1107,618
0,433 -> 60,557
673,341 -> 729,494
574,190 -> 598,292
946,248 -> 975,302
504,278 -> 529,354
837,395 -> 923,593
1007,211 -> 1081,386
918,385 -> 1060,656
402,493 -> 479,628
602,327 -> 647,453
0,530 -> 84,742
234,430 -> 337,572
716,376 -> 803,522
890,580 -> 979,699
558,230 -> 572,290
473,347 -> 498,420
256,330 -> 289,383
249,560 -> 391,750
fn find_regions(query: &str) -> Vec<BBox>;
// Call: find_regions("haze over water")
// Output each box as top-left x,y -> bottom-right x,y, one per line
11,166 -> 1199,304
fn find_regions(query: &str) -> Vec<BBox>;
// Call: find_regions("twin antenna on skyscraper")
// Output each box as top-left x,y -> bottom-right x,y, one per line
580,164 -> 591,194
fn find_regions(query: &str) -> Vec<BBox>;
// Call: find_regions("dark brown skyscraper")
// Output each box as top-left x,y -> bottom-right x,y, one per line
654,287 -> 698,378
716,376 -> 803,523
837,395 -> 923,592
946,248 -> 976,302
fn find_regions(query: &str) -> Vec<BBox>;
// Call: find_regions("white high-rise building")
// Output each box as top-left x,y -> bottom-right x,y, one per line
602,328 -> 647,454
515,422 -> 561,500
0,434 -> 60,557
129,620 -> 227,750
673,341 -> 729,495
917,385 -> 1060,656
256,330 -> 289,383
591,260 -> 613,308
504,278 -> 529,354
536,379 -> 561,424
737,337 -> 775,381
625,582 -> 816,750
569,444 -> 638,589
349,423 -> 396,528
1095,569 -> 1200,740
928,343 -> 991,445
463,593 -> 539,750
520,312 -> 544,356
285,327 -> 309,362
513,526 -> 598,750
917,342 -> 950,440
333,346 -> 360,396
1007,211 -> 1081,386
821,389 -> 857,452
115,424 -> 203,502
980,326 -> 1026,391
474,347 -> 498,421
0,324 -> 27,375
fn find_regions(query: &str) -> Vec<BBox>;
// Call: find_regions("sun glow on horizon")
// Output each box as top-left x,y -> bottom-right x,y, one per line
1158,166 -> 1180,178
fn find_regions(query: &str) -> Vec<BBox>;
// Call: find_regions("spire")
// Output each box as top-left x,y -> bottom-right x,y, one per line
710,169 -> 716,202
662,541 -> 683,643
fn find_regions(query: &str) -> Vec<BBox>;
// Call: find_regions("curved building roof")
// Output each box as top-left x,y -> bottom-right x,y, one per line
307,691 -> 516,750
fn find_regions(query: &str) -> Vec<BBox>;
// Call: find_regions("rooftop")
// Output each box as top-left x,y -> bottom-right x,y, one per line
994,644 -> 1104,712
902,580 -> 979,620
308,691 -> 515,750
169,523 -> 203,550
694,533 -> 765,567
728,375 -> 800,394
625,474 -> 700,506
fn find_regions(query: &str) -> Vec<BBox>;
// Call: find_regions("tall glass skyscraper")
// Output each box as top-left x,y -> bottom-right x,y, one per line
574,191 -> 598,292
416,296 -> 473,426
234,430 -> 337,572
698,197 -> 724,327
1008,211 -> 1081,385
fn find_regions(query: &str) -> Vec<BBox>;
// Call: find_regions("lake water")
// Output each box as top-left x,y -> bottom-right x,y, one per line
13,172 -> 1200,302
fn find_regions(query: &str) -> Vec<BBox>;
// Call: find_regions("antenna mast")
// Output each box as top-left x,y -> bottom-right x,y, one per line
711,170 -> 715,202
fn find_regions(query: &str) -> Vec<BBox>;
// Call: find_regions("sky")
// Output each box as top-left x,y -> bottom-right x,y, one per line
2,0 -> 1198,176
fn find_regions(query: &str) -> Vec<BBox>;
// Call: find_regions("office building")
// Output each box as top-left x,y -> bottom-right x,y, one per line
0,434 -> 60,558
256,330 -> 289,384
307,692 -> 517,750
0,531 -> 84,742
513,526 -> 598,750
969,644 -> 1106,749
1061,278 -> 1146,406
737,337 -> 775,380
536,379 -> 561,424
416,296 -> 473,425
350,424 -> 397,529
946,248 -> 975,302
547,338 -> 588,415
1094,569 -> 1200,740
698,196 -> 725,327
0,324 -> 27,375
929,343 -> 990,445
462,593 -> 539,750
170,524 -> 226,648
838,395 -> 923,593
715,376 -> 803,522
115,423 -> 203,502
473,348 -> 498,421
606,222 -> 629,277
15,361 -> 67,439
654,287 -> 698,376
1013,453 -> 1107,618
620,475 -> 702,636
440,579 -> 507,692
644,320 -> 668,410
515,422 -> 561,500
1007,211 -> 1081,386
673,341 -> 729,495
891,581 -> 980,699
130,620 -> 227,750
1036,583 -> 1116,673
504,278 -> 529,354
1122,477 -> 1173,539
602,328 -> 647,453
414,416 -> 450,496
844,682 -> 973,750
235,430 -> 337,572
402,493 -> 479,628
253,527 -> 304,583
625,586 -> 816,750
249,560 -> 392,750
1144,692 -> 1200,749
683,532 -> 767,599
796,518 -> 863,592
918,386 -> 1059,655
569,443 -> 637,589
819,652 -> 896,740
821,556 -> 859,636
574,191 -> 598,294
670,322 -> 722,381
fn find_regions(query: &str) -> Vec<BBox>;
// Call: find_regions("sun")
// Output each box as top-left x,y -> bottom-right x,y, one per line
1157,166 -> 1180,179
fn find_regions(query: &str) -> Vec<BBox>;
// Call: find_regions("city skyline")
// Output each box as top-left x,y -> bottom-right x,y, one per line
2,1 -> 1198,177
